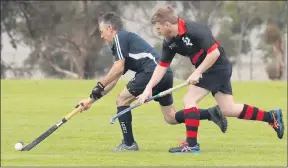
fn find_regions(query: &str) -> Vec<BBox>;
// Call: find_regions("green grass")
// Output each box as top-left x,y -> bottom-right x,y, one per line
1,80 -> 287,166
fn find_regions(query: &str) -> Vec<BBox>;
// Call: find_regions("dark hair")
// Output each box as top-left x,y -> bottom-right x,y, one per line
151,6 -> 178,25
98,12 -> 123,30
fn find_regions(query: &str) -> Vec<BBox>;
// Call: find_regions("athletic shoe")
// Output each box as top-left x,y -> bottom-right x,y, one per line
208,105 -> 228,133
269,109 -> 284,139
168,141 -> 200,153
112,140 -> 139,151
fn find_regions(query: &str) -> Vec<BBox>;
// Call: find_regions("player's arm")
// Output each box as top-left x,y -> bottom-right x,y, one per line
193,30 -> 220,74
81,62 -> 125,112
145,65 -> 167,90
137,43 -> 175,104
89,33 -> 129,101
88,60 -> 125,103
79,75 -> 120,108
99,59 -> 125,86
102,75 -> 121,96
145,42 -> 176,90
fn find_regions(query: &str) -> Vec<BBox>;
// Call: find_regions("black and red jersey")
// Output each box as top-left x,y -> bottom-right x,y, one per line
159,18 -> 230,68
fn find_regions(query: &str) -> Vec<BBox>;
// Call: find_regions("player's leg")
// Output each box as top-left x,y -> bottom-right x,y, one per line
214,64 -> 284,139
158,100 -> 228,133
152,70 -> 178,124
215,91 -> 285,139
159,100 -> 227,127
154,71 -> 227,132
168,66 -> 233,153
113,87 -> 139,151
168,85 -> 210,153
113,71 -> 160,151
172,106 -> 227,133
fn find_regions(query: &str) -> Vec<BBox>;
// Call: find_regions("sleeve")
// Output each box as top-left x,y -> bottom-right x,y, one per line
158,40 -> 176,67
197,27 -> 220,54
113,33 -> 129,61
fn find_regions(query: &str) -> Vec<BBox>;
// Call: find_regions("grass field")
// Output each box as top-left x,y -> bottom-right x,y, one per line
1,80 -> 287,166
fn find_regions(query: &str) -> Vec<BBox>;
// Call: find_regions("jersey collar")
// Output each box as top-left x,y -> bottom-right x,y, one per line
111,30 -> 120,49
178,18 -> 186,36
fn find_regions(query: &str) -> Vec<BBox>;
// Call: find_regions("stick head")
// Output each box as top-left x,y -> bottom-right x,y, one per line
20,145 -> 30,151
110,118 -> 116,124
20,148 -> 29,151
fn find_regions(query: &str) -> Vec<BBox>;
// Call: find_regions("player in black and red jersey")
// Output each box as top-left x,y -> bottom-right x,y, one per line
137,6 -> 284,154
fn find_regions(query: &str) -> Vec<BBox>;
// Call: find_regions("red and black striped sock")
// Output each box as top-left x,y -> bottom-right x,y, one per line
238,104 -> 273,123
184,107 -> 200,147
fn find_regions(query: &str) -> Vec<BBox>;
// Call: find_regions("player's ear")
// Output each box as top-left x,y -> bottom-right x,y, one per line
107,24 -> 113,31
165,22 -> 171,28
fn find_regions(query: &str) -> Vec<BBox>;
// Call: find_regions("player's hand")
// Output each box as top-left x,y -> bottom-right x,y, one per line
77,97 -> 95,112
186,71 -> 202,85
137,88 -> 153,105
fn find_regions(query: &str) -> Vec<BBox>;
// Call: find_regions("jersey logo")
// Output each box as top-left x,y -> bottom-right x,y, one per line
169,43 -> 177,49
182,37 -> 193,46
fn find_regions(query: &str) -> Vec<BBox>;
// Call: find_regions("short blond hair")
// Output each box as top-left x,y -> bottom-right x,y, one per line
151,6 -> 178,25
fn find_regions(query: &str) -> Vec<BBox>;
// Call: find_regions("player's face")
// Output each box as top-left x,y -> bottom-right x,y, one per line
154,22 -> 173,38
99,22 -> 114,43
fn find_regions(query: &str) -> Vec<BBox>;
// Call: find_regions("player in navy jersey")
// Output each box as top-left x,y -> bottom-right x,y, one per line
137,6 -> 284,153
77,12 -> 228,151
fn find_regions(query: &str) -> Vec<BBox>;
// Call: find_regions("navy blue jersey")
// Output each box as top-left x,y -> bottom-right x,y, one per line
159,18 -> 230,68
111,30 -> 164,74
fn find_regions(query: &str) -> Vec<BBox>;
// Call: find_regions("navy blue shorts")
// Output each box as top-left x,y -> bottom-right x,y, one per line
126,71 -> 174,106
195,64 -> 233,96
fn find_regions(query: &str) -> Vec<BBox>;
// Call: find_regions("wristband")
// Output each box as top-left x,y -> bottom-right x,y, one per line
90,82 -> 105,100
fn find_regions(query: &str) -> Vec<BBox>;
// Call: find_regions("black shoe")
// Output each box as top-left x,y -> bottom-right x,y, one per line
208,106 -> 228,133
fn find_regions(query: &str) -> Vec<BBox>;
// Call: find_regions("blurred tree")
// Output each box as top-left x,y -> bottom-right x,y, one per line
1,60 -> 7,79
264,24 -> 285,80
1,1 -> 125,79
258,1 -> 287,80
1,1 -> 19,49
1,1 -> 22,78
120,1 -> 164,42
224,1 -> 287,80
224,1 -> 262,80
2,1 -> 286,80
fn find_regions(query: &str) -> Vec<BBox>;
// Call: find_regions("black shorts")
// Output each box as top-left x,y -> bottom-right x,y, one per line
195,64 -> 233,96
126,71 -> 174,106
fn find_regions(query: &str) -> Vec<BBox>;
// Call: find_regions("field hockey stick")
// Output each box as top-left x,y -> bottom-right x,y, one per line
20,105 -> 83,151
109,81 -> 189,124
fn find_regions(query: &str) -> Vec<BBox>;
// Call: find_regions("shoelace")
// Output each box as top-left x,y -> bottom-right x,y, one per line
181,146 -> 192,152
179,139 -> 188,147
180,144 -> 198,152
269,112 -> 280,129
178,139 -> 198,152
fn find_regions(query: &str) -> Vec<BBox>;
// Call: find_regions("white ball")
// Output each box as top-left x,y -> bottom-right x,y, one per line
14,142 -> 24,151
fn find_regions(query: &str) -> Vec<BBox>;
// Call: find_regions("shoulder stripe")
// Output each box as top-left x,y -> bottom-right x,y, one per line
114,34 -> 124,60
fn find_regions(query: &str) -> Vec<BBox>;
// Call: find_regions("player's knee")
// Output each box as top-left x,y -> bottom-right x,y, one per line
116,95 -> 128,107
182,95 -> 197,109
164,114 -> 178,125
218,102 -> 237,116
218,105 -> 230,115
215,92 -> 237,115
160,104 -> 178,125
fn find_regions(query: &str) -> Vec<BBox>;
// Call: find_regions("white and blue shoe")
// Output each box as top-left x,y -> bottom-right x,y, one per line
168,141 -> 200,154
